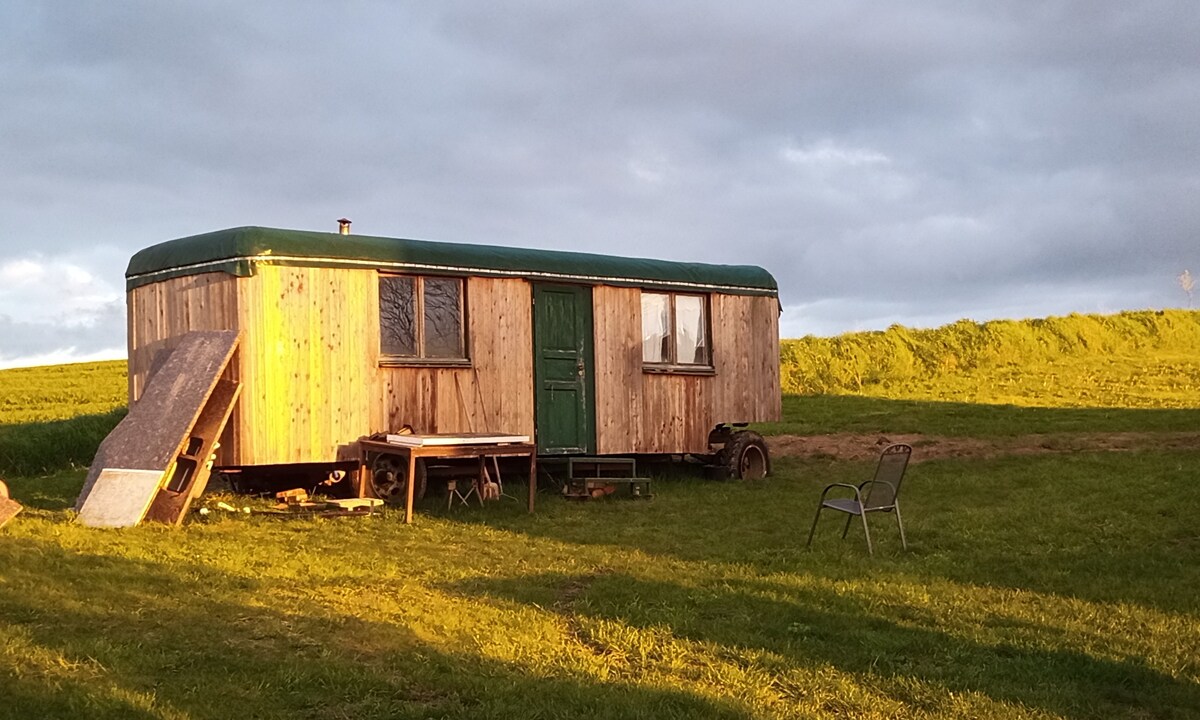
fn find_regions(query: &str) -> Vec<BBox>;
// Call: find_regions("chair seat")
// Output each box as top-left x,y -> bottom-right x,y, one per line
807,443 -> 912,555
822,498 -> 863,515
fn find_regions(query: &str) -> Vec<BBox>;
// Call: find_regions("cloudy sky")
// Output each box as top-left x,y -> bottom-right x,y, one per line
1,2 -> 1197,368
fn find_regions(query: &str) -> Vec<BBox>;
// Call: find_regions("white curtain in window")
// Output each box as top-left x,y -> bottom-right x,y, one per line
641,293 -> 670,363
674,295 -> 707,364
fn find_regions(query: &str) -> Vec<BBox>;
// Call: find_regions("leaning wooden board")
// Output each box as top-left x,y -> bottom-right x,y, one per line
144,379 -> 241,526
77,469 -> 164,528
76,330 -> 240,526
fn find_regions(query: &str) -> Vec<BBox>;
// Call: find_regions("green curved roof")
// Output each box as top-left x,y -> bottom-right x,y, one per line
126,226 -> 778,296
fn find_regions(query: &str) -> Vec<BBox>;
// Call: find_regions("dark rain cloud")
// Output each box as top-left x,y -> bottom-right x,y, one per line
0,1 -> 1197,361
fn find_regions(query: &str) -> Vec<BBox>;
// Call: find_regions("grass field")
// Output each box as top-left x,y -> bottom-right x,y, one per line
780,310 -> 1200,402
0,360 -> 129,477
2,328 -> 1199,719
844,354 -> 1200,411
760,392 -> 1200,438
4,449 -> 1198,719
0,360 -> 126,424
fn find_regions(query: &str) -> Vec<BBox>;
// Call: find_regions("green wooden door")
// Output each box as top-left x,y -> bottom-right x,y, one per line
532,283 -> 595,455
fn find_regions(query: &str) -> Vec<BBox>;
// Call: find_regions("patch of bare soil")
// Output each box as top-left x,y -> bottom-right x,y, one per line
769,432 -> 1200,462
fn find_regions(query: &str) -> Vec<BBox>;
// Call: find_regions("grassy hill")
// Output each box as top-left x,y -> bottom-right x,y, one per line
781,309 -> 1200,407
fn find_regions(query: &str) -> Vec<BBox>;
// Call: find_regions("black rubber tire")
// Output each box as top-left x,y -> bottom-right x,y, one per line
370,454 -> 428,505
210,471 -> 237,494
723,430 -> 770,480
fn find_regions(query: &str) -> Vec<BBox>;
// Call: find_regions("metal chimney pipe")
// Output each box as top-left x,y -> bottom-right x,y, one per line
337,218 -> 352,235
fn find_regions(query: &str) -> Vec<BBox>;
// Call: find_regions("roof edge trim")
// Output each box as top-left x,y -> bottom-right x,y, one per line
125,254 -> 780,296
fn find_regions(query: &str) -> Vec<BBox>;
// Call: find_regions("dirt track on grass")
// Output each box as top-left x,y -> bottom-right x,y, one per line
769,432 -> 1200,462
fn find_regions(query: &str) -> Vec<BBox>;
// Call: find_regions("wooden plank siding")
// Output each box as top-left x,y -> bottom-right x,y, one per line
711,292 -> 782,424
591,285 -> 642,454
592,286 -> 780,455
372,274 -> 536,447
131,267 -> 535,467
233,265 -> 378,465
129,266 -> 775,465
127,272 -> 240,401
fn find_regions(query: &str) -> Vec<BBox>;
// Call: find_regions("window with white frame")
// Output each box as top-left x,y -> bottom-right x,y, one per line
641,292 -> 711,368
379,274 -> 467,363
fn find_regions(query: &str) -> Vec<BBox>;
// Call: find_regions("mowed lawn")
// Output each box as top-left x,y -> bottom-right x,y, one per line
1,361 -> 1199,719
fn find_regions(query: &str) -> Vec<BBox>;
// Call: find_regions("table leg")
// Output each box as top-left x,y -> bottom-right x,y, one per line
476,456 -> 486,506
357,447 -> 370,498
491,455 -> 505,498
404,451 -> 417,524
528,451 -> 536,513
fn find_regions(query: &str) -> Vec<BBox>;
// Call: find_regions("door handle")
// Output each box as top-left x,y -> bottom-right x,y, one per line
576,361 -> 585,377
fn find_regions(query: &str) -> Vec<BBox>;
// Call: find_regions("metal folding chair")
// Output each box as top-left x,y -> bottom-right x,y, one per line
806,443 -> 912,555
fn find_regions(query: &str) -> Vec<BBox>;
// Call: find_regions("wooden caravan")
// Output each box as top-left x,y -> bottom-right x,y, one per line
125,226 -> 781,478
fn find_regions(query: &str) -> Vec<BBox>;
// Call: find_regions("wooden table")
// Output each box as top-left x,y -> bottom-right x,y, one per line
357,436 -> 537,524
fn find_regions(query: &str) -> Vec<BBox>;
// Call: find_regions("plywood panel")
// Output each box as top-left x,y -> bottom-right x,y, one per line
76,469 -> 164,528
0,497 -> 20,529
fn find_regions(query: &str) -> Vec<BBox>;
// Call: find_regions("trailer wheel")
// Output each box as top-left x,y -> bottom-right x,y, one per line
724,430 -> 770,480
370,453 -> 427,505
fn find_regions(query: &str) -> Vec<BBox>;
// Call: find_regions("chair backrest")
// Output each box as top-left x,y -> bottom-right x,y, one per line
863,444 -> 912,509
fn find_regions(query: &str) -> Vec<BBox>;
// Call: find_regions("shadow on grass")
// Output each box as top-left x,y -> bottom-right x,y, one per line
759,394 -> 1200,437
0,536 -> 751,720
0,409 -> 126,478
449,570 -> 1200,719
3,470 -> 85,511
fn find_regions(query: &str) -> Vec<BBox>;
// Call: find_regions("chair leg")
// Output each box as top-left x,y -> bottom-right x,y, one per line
477,458 -> 487,506
894,502 -> 907,550
860,512 -> 874,556
841,512 -> 854,539
806,505 -> 824,548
